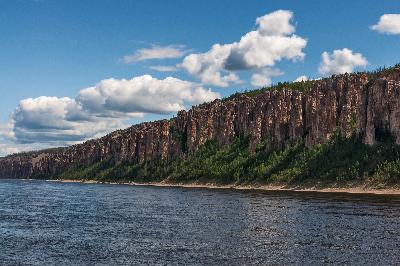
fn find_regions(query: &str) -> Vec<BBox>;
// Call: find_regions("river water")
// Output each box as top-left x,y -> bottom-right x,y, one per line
0,179 -> 399,265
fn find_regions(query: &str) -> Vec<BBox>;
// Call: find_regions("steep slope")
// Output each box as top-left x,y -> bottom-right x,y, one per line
1,66 -> 400,183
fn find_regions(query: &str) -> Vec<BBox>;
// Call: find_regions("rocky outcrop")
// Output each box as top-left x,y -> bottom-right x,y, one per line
1,68 -> 400,179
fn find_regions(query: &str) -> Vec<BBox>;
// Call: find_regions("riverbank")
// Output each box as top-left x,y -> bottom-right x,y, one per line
48,179 -> 400,195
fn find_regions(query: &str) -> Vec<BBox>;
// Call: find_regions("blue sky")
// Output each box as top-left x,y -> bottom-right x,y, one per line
0,0 -> 399,155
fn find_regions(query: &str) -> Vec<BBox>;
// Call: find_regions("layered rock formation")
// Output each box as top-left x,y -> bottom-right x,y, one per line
1,68 -> 400,179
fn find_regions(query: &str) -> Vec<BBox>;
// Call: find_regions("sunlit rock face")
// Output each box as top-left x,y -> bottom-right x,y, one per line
1,68 -> 400,179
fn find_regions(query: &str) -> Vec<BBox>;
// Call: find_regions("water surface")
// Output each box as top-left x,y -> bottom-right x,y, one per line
0,179 -> 399,265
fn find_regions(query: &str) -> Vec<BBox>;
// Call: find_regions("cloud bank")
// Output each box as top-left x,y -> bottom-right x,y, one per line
3,76 -> 219,147
180,10 -> 307,87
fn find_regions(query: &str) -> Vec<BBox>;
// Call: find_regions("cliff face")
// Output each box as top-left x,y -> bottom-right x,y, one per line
1,68 -> 400,179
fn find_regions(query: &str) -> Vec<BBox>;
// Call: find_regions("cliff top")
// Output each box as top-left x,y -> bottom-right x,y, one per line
223,64 -> 400,102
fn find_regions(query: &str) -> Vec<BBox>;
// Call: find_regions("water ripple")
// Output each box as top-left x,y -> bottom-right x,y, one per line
0,179 -> 399,265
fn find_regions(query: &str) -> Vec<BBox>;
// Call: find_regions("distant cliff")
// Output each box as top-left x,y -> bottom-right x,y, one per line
1,66 -> 400,181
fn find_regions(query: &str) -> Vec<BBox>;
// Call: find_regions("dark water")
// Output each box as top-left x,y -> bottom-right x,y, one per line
0,179 -> 400,265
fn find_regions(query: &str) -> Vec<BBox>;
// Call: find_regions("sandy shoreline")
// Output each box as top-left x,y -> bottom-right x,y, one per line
46,179 -> 400,196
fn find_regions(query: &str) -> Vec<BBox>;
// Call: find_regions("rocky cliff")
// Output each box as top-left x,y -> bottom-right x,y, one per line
1,67 -> 400,179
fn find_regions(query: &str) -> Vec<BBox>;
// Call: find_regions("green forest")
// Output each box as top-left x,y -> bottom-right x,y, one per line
55,132 -> 400,188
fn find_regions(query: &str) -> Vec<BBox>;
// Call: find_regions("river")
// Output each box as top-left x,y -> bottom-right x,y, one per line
0,179 -> 399,265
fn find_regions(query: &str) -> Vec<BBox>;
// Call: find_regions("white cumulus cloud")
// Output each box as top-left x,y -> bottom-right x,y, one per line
256,10 -> 295,36
371,14 -> 400,35
0,120 -> 15,141
179,43 -> 241,87
4,75 -> 219,147
180,10 -> 307,87
250,68 -> 283,87
122,45 -> 188,63
77,75 -> 219,115
318,48 -> 368,76
12,96 -> 124,144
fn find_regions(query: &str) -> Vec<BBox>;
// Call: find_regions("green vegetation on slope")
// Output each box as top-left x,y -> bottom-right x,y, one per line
223,79 -> 318,101
222,63 -> 400,102
55,133 -> 400,187
365,63 -> 400,81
